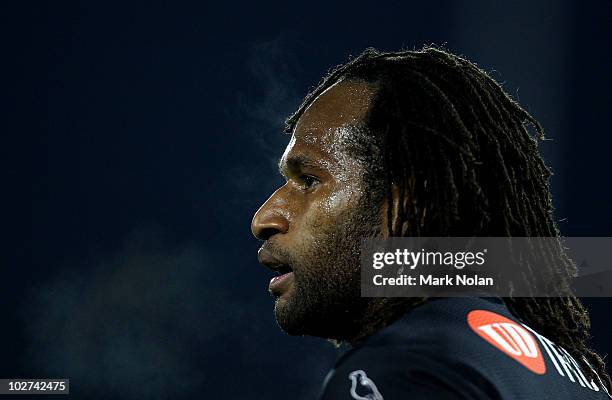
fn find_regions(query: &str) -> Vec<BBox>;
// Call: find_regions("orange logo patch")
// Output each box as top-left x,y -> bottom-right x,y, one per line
467,310 -> 546,375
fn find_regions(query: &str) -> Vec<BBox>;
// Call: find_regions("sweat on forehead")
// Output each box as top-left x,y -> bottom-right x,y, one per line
292,78 -> 378,144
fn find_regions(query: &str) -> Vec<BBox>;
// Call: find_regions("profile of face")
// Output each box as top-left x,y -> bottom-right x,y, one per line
251,79 -> 385,340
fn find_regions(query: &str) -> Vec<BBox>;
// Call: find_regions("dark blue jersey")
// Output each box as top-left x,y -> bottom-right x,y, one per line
319,297 -> 611,400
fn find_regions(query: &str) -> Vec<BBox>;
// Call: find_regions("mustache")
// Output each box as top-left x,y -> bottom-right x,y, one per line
260,241 -> 297,269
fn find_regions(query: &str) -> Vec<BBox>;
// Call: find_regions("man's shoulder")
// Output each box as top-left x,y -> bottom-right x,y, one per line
319,297 -> 612,400
321,298 -> 506,399
349,296 -> 512,367
364,297 -> 504,352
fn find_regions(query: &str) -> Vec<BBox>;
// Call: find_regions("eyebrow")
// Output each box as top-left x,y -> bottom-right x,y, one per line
278,154 -> 321,177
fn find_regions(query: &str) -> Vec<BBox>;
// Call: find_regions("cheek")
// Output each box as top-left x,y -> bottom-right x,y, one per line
301,184 -> 364,232
324,185 -> 360,211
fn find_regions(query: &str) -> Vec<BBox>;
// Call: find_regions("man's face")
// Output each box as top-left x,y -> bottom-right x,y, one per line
251,79 -> 384,339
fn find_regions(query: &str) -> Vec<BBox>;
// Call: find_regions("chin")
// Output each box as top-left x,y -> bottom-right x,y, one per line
273,295 -> 320,336
274,296 -> 306,336
274,296 -> 346,339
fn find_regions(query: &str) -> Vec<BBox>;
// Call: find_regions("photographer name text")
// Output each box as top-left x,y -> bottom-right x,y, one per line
372,274 -> 494,287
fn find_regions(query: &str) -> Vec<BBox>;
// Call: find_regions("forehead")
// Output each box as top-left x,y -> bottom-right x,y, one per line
280,80 -> 377,175
293,78 -> 377,146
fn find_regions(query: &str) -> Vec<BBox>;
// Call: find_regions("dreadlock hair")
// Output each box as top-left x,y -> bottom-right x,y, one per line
284,46 -> 611,391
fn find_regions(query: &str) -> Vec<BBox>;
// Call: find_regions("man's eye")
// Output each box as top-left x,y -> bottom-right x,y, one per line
298,175 -> 319,190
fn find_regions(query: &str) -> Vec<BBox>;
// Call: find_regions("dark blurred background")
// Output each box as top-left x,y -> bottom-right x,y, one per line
2,1 -> 611,399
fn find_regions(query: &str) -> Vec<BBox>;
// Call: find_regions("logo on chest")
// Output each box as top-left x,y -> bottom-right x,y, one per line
468,309 -> 546,374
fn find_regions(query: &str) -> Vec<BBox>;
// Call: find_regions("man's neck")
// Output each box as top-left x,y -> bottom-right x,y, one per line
347,297 -> 426,346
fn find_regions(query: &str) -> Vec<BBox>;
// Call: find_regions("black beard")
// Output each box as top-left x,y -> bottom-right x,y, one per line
273,193 -> 383,341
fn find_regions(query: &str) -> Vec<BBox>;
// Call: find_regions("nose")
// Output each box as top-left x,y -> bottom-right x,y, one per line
251,197 -> 290,241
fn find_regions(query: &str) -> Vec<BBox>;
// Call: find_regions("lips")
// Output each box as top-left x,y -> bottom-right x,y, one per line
268,271 -> 293,295
258,245 -> 294,296
257,246 -> 292,273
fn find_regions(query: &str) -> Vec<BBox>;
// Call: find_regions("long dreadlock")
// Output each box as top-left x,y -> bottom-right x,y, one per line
284,46 -> 611,391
